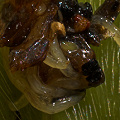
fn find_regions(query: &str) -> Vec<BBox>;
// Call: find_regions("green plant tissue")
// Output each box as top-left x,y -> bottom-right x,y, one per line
0,0 -> 120,120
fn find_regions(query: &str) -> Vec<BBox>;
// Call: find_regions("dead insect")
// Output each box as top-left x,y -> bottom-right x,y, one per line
0,0 -> 120,114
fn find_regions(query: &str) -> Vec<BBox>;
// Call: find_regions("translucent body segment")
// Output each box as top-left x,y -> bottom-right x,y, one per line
25,66 -> 86,114
59,34 -> 96,72
91,15 -> 120,46
44,36 -> 69,69
0,0 -> 119,115
59,34 -> 105,88
81,0 -> 120,46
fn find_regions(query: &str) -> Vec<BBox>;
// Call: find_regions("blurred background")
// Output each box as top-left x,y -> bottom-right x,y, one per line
0,0 -> 120,120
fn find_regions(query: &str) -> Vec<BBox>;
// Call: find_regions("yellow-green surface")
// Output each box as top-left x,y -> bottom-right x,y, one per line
0,0 -> 120,120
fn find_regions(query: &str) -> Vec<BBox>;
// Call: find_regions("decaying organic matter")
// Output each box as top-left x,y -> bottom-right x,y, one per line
0,0 -> 120,114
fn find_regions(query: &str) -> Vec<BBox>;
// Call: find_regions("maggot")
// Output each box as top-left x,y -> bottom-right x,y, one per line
0,0 -> 120,114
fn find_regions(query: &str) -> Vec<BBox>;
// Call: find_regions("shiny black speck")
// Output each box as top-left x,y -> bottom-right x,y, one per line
86,68 -> 104,85
82,59 -> 99,76
82,59 -> 105,87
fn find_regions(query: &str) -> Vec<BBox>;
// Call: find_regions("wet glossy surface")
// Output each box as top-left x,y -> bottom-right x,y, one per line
0,0 -> 120,114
